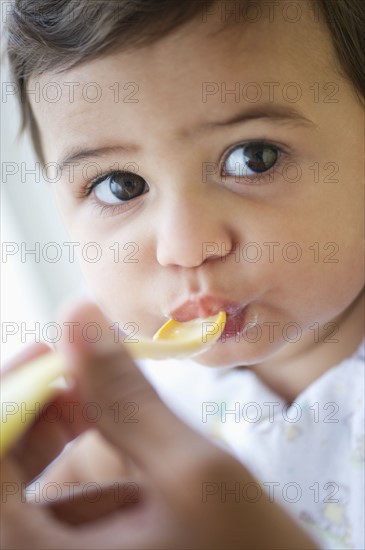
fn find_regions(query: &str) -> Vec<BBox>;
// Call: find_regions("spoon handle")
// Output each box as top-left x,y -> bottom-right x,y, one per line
1,353 -> 64,455
0,338 -> 209,455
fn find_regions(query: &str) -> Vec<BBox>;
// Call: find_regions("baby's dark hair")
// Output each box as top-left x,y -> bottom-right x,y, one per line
5,0 -> 365,163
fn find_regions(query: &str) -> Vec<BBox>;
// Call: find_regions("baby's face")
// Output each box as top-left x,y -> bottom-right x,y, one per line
31,4 -> 364,367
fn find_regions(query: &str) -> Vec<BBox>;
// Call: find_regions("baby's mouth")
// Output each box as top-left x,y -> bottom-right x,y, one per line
168,294 -> 250,344
169,295 -> 246,322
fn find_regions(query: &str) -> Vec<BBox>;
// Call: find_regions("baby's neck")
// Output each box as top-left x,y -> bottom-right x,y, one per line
250,290 -> 364,404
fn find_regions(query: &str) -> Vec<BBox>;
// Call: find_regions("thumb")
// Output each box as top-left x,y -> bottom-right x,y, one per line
58,301 -> 203,479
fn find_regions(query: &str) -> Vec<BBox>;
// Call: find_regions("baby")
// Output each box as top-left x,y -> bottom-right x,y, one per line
2,1 -> 364,549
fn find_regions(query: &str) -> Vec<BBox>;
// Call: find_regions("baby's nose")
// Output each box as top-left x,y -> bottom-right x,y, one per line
155,191 -> 234,268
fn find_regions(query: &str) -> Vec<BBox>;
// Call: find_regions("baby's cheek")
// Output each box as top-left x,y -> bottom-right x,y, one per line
293,249 -> 363,326
76,248 -> 143,317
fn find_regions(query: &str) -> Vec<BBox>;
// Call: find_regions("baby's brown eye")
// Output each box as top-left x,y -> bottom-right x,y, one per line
93,171 -> 148,204
223,142 -> 279,177
110,173 -> 146,200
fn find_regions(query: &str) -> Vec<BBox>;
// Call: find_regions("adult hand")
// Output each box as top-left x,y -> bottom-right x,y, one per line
1,302 -> 318,549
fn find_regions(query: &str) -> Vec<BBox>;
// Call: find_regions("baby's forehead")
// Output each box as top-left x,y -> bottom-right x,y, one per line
30,6 -> 334,109
28,5 -> 340,163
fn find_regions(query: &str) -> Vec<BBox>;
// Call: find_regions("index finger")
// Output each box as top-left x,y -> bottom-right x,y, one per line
58,302 -> 208,481
1,343 -> 51,375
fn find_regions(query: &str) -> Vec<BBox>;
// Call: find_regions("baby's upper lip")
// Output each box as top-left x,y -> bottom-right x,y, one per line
170,295 -> 246,322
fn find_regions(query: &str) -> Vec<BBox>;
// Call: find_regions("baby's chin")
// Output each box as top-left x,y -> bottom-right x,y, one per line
191,338 -> 285,369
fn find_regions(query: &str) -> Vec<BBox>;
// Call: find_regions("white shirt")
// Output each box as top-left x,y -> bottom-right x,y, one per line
139,339 -> 365,550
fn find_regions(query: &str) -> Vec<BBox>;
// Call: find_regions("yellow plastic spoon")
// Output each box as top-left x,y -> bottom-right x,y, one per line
0,311 -> 226,455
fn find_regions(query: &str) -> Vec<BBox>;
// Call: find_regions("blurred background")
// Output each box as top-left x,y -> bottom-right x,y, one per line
1,57 -> 84,363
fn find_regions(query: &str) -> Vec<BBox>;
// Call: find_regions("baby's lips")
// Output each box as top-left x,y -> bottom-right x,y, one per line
170,295 -> 246,322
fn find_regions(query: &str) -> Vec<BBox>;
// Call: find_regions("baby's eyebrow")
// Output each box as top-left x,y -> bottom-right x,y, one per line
192,104 -> 317,135
58,145 -> 135,171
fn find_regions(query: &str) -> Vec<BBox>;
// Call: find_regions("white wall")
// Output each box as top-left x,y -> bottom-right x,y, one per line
1,58 -> 84,363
